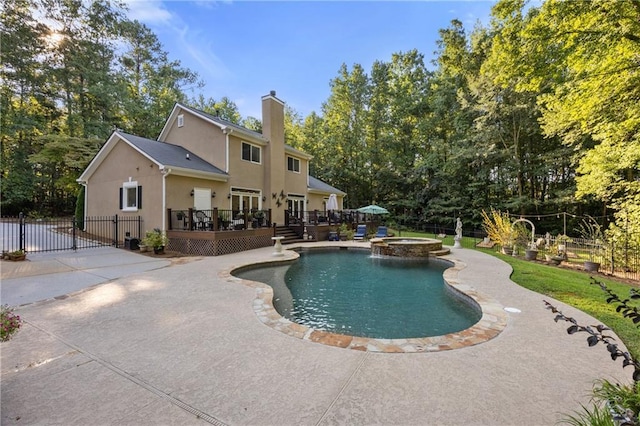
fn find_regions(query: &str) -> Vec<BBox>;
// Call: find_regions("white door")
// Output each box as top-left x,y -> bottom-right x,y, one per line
193,188 -> 212,211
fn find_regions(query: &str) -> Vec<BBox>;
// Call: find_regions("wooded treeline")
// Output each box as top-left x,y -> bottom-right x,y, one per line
2,0 -> 638,241
1,0 -> 243,216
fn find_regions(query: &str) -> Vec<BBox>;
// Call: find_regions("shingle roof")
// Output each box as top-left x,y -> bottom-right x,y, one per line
308,176 -> 346,196
175,103 -> 267,142
121,132 -> 227,176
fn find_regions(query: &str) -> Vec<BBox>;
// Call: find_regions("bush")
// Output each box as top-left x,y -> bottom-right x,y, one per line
142,228 -> 168,248
481,208 -> 515,247
75,186 -> 85,230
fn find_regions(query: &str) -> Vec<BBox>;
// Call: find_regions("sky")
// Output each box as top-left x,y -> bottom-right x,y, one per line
125,1 -> 497,119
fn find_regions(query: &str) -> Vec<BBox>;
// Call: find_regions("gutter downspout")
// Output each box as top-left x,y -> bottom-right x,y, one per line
161,167 -> 172,232
223,127 -> 232,173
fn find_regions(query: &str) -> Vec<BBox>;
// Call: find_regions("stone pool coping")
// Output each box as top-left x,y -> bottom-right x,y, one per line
219,243 -> 508,353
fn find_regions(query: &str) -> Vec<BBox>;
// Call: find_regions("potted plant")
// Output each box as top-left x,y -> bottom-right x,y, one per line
337,223 -> 354,241
525,240 -> 540,261
7,249 -> 26,261
0,305 -> 22,342
143,228 -> 168,254
577,216 -> 604,272
481,209 -> 515,255
545,239 -> 566,265
254,210 -> 265,227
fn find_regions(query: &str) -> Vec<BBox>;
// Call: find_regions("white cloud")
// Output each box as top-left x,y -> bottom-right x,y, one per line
174,25 -> 232,81
123,0 -> 173,25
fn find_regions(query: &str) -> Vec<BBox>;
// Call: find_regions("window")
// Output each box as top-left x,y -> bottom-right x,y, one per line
120,181 -> 141,211
177,114 -> 184,127
287,156 -> 300,173
241,142 -> 261,164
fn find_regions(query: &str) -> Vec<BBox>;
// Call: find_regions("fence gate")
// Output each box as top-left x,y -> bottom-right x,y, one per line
0,213 -> 142,254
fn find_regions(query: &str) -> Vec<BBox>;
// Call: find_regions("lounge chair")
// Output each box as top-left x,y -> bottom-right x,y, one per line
353,224 -> 367,241
375,226 -> 388,238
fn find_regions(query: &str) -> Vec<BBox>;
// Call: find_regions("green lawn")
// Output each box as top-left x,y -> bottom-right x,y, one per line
389,229 -> 640,359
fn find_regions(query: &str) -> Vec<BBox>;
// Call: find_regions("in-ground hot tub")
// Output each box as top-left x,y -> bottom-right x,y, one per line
370,237 -> 450,258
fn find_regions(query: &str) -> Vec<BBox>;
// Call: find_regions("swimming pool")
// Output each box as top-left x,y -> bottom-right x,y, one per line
235,249 -> 481,339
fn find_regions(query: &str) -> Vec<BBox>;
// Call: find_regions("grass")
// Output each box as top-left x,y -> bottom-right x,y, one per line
389,229 -> 640,359
485,250 -> 640,359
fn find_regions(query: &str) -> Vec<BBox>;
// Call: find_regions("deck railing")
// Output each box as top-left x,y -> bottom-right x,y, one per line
167,208 -> 272,231
285,210 -> 369,226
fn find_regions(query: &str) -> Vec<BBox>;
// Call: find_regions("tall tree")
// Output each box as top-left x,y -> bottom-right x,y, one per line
523,0 -> 640,239
120,19 -> 201,137
1,0 -> 50,214
320,63 -> 370,208
190,94 -> 241,124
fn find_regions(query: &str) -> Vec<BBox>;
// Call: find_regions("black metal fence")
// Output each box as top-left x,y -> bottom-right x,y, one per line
1,213 -> 142,254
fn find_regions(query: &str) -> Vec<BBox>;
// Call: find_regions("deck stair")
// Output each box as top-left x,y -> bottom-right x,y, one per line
275,226 -> 306,244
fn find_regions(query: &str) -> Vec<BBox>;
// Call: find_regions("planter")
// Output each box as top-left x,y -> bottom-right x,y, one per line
545,254 -> 563,265
153,246 -> 165,255
8,253 -> 26,261
525,249 -> 538,261
501,247 -> 513,256
584,261 -> 600,272
138,244 -> 148,253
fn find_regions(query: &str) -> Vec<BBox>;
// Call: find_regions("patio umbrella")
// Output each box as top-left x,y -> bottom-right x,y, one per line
357,204 -> 389,215
326,193 -> 339,211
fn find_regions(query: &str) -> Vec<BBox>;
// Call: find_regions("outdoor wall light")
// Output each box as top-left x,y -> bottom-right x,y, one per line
228,193 -> 231,199
262,196 -> 266,202
190,190 -> 194,196
212,192 -> 216,198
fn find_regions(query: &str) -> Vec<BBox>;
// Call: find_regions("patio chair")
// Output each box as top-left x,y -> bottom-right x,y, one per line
353,224 -> 367,241
194,210 -> 212,230
375,226 -> 388,238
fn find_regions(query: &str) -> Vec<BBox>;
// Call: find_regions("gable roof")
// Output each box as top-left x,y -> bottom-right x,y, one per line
158,103 -> 312,160
77,131 -> 228,183
308,176 -> 346,196
158,103 -> 267,144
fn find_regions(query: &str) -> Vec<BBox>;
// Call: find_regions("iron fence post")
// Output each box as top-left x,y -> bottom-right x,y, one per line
72,216 -> 77,251
610,241 -> 615,275
114,214 -> 119,248
19,212 -> 25,252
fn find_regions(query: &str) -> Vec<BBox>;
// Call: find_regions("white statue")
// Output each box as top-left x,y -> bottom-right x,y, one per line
455,217 -> 462,239
453,217 -> 463,249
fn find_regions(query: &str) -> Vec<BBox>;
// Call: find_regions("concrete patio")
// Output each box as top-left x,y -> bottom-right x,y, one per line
0,243 -> 633,425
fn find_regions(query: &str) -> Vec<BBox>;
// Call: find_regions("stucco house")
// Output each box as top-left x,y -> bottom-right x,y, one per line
77,91 -> 346,255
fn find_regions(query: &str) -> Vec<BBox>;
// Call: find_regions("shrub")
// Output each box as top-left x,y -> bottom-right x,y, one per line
481,208 -> 515,248
142,228 -> 168,248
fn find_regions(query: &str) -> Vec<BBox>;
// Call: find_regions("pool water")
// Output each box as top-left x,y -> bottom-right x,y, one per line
236,250 -> 481,339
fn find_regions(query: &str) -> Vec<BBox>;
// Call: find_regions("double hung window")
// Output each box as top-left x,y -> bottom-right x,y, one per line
120,181 -> 141,211
287,156 -> 300,173
241,142 -> 261,164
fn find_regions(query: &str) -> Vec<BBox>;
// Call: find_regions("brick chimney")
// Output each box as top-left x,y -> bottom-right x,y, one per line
261,91 -> 286,225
